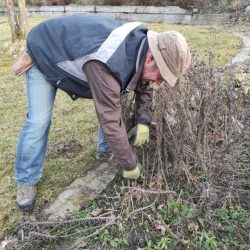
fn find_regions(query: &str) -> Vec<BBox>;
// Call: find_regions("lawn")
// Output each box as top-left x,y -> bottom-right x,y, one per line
0,15 -> 242,240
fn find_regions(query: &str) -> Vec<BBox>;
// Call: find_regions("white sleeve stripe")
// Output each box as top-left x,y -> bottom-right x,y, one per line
57,22 -> 143,81
95,22 -> 143,62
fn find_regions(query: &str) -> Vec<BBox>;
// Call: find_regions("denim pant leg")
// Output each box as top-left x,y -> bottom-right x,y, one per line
97,126 -> 111,153
15,66 -> 57,185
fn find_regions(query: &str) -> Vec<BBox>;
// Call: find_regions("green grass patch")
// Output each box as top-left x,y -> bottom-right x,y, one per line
0,16 -> 242,239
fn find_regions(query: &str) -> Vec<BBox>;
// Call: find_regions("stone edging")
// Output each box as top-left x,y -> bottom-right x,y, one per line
0,5 -> 232,25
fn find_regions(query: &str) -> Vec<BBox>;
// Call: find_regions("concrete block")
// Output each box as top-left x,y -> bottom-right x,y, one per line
96,6 -> 133,13
0,7 -> 5,14
93,12 -> 117,19
192,7 -> 199,14
246,6 -> 250,14
163,14 -> 191,24
29,6 -> 64,12
0,5 -> 231,25
44,161 -> 117,220
95,5 -> 187,14
135,6 -> 187,14
119,13 -> 163,23
65,5 -> 95,12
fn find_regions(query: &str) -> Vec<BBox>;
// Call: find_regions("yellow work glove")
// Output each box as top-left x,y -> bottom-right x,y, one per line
122,164 -> 141,180
128,124 -> 149,146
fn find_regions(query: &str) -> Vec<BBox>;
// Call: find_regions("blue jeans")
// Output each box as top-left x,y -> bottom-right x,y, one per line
15,66 -> 57,185
15,66 -> 110,185
97,126 -> 110,153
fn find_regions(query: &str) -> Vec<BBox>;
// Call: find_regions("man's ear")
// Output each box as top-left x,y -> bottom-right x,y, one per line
145,50 -> 154,63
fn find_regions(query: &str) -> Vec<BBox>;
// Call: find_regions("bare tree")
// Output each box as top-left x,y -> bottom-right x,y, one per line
5,0 -> 18,41
5,0 -> 28,41
17,0 -> 28,39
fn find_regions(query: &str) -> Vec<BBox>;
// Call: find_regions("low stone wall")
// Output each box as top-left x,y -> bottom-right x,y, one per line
0,5 -> 231,25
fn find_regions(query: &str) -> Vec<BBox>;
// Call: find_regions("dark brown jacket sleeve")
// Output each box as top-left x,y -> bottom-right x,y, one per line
134,81 -> 153,125
83,60 -> 137,171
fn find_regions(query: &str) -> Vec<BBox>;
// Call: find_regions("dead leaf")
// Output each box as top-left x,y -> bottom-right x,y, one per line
213,130 -> 225,144
154,219 -> 167,235
74,238 -> 87,249
90,208 -> 115,217
149,173 -> 164,189
99,210 -> 114,217
156,224 -> 167,235
28,215 -> 37,222
90,208 -> 104,217
1,240 -> 9,249
157,204 -> 165,210
232,116 -> 244,134
175,160 -> 186,170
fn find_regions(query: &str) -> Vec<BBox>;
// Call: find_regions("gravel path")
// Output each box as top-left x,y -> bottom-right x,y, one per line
232,30 -> 250,65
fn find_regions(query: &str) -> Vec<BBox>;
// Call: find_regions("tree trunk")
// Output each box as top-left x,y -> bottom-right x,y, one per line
5,0 -> 28,41
17,0 -> 28,39
5,0 -> 18,42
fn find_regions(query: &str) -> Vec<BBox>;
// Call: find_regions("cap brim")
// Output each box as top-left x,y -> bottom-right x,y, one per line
147,30 -> 177,87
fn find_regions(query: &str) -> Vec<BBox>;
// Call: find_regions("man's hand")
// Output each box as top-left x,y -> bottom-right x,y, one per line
128,124 -> 149,146
122,164 -> 141,180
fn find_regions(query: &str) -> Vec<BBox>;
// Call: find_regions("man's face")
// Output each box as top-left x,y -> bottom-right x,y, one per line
141,50 -> 164,85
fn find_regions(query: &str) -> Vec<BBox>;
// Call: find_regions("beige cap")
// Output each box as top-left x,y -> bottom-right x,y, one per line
147,30 -> 191,87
